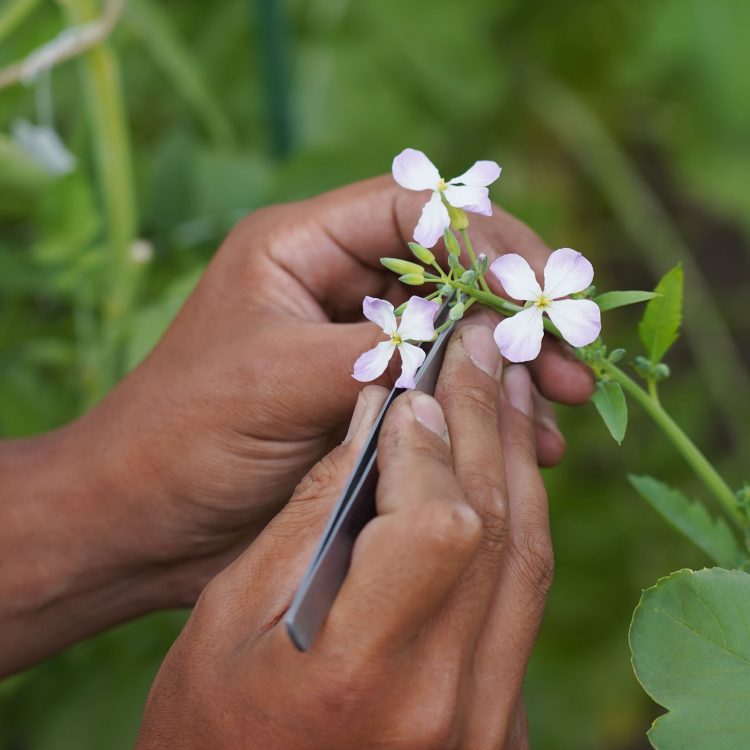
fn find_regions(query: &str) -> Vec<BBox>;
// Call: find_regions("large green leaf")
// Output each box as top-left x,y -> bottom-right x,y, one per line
630,568 -> 750,750
638,265 -> 683,363
594,290 -> 659,312
629,475 -> 744,568
591,380 -> 628,444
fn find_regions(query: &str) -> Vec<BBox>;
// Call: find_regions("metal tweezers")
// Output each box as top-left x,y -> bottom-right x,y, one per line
285,303 -> 456,651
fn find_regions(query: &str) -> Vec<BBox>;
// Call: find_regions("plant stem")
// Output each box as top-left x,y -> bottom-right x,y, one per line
599,360 -> 742,526
460,228 -> 490,293
61,0 -> 138,396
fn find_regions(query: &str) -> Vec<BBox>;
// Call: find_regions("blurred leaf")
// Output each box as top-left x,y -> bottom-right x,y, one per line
629,475 -> 744,568
0,134 -> 53,217
591,380 -> 627,444
595,290 -> 659,312
638,265 -> 683,364
630,568 -> 750,750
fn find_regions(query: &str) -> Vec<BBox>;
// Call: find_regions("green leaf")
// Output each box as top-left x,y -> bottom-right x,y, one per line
638,265 -> 683,363
629,475 -> 744,568
594,290 -> 659,311
591,380 -> 628,444
630,568 -> 750,750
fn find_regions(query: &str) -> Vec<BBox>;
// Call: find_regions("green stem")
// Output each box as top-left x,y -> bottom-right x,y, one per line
460,228 -> 490,293
0,0 -> 40,44
600,360 -> 742,526
62,0 -> 139,396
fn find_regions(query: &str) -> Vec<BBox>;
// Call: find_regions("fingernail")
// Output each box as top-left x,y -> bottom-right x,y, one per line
411,393 -> 449,441
462,325 -> 502,379
536,415 -> 563,441
343,390 -> 371,444
503,365 -> 533,417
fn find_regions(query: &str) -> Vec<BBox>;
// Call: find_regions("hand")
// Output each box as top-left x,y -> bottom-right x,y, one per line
71,176 -> 589,601
136,318 -> 552,749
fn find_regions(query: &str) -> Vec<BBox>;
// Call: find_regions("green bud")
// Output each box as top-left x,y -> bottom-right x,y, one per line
449,302 -> 465,321
440,284 -> 453,297
447,204 -> 469,230
399,273 -> 425,286
447,253 -> 464,273
393,301 -> 408,316
653,363 -> 671,381
476,253 -> 489,275
408,242 -> 435,265
633,356 -> 652,379
381,257 -> 424,276
609,348 -> 626,363
443,229 -> 461,256
460,269 -> 477,285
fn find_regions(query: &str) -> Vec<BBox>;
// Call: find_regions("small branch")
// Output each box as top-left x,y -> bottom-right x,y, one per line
0,0 -> 125,91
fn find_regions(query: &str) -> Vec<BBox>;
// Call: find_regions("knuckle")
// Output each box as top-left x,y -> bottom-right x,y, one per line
510,525 -> 555,603
291,448 -> 347,506
441,379 -> 498,421
412,499 -> 482,558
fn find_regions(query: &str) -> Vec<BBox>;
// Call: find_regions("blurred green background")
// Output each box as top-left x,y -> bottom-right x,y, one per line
1,0 -> 749,748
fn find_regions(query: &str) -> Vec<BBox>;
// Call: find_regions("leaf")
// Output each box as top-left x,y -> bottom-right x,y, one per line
638,265 -> 683,363
629,475 -> 744,568
594,290 -> 659,311
630,568 -> 750,750
591,380 -> 628,444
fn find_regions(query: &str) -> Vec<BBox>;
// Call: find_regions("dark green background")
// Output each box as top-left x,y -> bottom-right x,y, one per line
1,1 -> 748,748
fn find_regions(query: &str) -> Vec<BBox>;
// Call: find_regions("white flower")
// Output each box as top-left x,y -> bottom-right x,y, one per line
491,248 -> 601,362
392,148 -> 501,248
352,295 -> 438,389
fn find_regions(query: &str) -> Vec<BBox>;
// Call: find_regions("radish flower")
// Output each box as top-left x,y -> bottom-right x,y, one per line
392,148 -> 501,248
353,295 -> 438,389
491,248 -> 601,362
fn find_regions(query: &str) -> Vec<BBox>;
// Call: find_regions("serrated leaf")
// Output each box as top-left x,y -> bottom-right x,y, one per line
629,475 -> 744,568
594,290 -> 659,312
639,265 -> 683,363
591,380 -> 628,444
630,568 -> 750,750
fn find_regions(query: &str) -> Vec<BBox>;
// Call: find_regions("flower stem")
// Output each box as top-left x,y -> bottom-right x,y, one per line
599,360 -> 742,526
460,228 -> 490,293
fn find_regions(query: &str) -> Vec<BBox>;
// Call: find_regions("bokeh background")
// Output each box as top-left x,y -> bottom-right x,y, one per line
1,1 -> 749,748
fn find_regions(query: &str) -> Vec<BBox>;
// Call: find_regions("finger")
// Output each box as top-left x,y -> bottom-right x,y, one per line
527,336 -> 595,405
430,320 -> 509,647
532,384 -> 566,468
207,386 -> 389,626
319,392 -> 481,657
464,365 -> 553,745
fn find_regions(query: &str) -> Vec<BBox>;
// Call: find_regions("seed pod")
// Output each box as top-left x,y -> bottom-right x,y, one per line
447,204 -> 469,230
408,242 -> 435,265
381,257 -> 424,276
399,273 -> 425,286
443,229 -> 461,256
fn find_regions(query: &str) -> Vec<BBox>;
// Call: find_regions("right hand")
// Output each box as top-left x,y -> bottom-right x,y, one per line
136,319 -> 553,749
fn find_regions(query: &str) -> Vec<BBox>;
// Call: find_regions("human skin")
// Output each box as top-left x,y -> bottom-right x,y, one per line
137,321 -> 552,750
0,176 -> 592,676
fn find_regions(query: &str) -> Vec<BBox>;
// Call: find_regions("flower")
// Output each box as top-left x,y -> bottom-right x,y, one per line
490,248 -> 601,362
353,295 -> 438,389
392,148 -> 501,248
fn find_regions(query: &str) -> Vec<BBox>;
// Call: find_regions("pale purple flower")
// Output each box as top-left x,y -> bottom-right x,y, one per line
392,148 -> 501,248
490,248 -> 601,362
353,295 -> 438,389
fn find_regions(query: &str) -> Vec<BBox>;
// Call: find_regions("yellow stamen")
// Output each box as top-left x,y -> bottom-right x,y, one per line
437,178 -> 447,192
534,295 -> 551,310
391,333 -> 403,346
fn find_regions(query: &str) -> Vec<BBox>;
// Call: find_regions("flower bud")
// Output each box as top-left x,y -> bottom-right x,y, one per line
440,284 -> 453,296
381,257 -> 424,276
408,242 -> 435,265
653,363 -> 671,381
460,269 -> 477,285
448,254 -> 464,273
443,229 -> 461,256
609,348 -> 626,363
449,302 -> 465,321
476,253 -> 489,274
399,273 -> 425,286
393,301 -> 409,316
447,204 -> 469,230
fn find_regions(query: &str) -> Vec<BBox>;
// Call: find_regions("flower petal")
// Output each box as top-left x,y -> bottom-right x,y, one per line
543,248 -> 594,299
413,191 -> 450,248
394,342 -> 427,389
448,160 -> 501,187
442,184 -> 491,216
546,299 -> 601,347
392,148 -> 441,192
397,296 -> 439,341
493,306 -> 545,363
362,296 -> 397,335
352,340 -> 395,383
489,253 -> 542,301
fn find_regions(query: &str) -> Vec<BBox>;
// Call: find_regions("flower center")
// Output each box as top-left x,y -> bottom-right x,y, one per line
437,178 -> 447,192
390,333 -> 403,346
534,295 -> 552,310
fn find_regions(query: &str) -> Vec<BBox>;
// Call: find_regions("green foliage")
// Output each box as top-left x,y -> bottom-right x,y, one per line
638,265 -> 683,364
594,290 -> 659,312
630,568 -> 750,750
629,475 -> 744,568
591,380 -> 628,444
